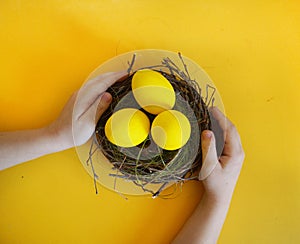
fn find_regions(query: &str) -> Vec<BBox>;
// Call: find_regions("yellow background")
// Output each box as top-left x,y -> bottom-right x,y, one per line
0,0 -> 299,243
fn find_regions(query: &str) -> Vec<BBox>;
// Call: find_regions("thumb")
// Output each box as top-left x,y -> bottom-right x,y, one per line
199,130 -> 219,180
95,92 -> 112,123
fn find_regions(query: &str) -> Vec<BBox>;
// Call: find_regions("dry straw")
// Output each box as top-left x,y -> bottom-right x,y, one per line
87,53 -> 215,198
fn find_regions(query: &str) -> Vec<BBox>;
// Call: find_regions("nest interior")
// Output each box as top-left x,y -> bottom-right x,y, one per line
94,70 -> 211,191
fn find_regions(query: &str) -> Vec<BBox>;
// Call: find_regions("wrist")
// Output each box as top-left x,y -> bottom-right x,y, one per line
202,178 -> 237,207
43,124 -> 73,152
203,191 -> 233,207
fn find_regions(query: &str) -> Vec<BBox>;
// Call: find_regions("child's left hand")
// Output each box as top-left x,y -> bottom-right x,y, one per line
47,71 -> 127,150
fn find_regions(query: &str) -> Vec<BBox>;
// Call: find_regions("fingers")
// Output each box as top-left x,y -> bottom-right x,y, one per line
199,130 -> 220,180
209,107 -> 227,132
95,92 -> 112,122
83,70 -> 127,91
75,71 -> 126,120
77,91 -> 112,123
209,107 -> 243,158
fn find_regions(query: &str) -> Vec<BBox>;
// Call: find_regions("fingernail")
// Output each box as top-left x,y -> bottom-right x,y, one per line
101,92 -> 112,103
203,130 -> 212,139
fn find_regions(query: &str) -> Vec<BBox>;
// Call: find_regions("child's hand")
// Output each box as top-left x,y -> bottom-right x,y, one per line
47,71 -> 127,150
173,108 -> 244,243
199,107 -> 245,203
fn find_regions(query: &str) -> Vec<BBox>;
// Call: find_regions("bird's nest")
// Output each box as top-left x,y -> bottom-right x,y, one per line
87,53 -> 214,197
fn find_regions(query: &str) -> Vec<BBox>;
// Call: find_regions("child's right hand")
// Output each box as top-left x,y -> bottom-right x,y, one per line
199,107 -> 245,204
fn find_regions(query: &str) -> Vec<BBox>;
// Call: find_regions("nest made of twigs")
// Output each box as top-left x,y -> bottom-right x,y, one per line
94,69 -> 211,196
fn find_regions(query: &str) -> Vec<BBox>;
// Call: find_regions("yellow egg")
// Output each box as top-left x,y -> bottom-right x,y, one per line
132,69 -> 175,114
105,108 -> 150,147
151,110 -> 191,150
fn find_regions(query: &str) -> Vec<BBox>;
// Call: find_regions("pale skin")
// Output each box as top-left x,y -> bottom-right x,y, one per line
172,108 -> 245,244
0,71 -> 127,170
0,72 -> 244,243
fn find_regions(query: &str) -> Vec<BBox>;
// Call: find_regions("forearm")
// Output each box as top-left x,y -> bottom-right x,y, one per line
0,127 -> 67,171
172,194 -> 231,244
